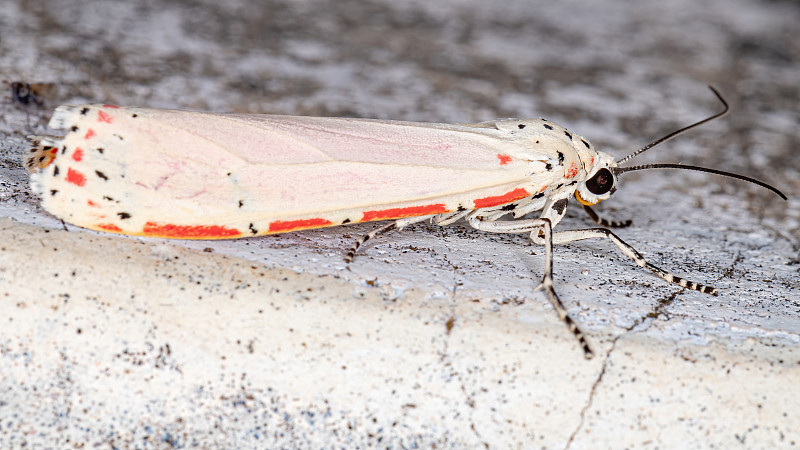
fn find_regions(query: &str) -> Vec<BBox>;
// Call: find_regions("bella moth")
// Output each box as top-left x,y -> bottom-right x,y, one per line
26,88 -> 786,358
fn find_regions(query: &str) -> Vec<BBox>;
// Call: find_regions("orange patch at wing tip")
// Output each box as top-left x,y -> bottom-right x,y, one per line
473,188 -> 529,208
142,222 -> 243,238
66,167 -> 87,187
268,218 -> 333,233
362,204 -> 447,222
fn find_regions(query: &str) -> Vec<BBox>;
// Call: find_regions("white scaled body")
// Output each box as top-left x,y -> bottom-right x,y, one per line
27,104 -> 607,238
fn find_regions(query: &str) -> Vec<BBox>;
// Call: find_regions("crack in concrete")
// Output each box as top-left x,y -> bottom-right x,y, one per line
564,249 -> 752,447
564,291 -> 680,449
718,252 -> 744,281
433,227 -> 488,445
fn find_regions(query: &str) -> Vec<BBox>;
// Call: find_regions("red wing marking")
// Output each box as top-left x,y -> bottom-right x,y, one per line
84,129 -> 96,140
97,110 -> 113,124
72,148 -> 84,162
497,154 -> 512,165
142,222 -> 243,238
473,188 -> 529,208
566,162 -> 579,179
362,204 -> 447,222
268,218 -> 333,233
66,168 -> 87,187
87,200 -> 99,207
97,223 -> 122,232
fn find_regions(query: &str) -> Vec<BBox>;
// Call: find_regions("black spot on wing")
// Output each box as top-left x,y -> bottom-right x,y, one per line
95,170 -> 108,180
118,212 -> 131,219
543,124 -> 553,131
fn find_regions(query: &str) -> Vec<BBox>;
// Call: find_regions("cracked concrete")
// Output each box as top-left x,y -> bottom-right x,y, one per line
567,289 -> 681,449
1,0 -> 799,447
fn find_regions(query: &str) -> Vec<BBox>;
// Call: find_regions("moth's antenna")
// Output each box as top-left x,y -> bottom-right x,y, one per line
614,163 -> 787,200
616,86 -> 728,165
612,86 -> 786,200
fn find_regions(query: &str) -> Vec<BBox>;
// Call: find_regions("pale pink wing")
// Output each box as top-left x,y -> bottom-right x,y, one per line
29,105 -> 555,238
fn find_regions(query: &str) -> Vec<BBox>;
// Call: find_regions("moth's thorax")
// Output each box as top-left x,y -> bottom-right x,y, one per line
524,119 -> 597,184
495,117 -> 619,207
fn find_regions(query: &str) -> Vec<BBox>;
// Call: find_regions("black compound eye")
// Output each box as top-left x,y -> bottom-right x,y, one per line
586,168 -> 614,195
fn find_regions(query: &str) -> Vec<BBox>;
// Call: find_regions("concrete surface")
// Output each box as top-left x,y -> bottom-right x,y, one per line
1,0 -> 798,448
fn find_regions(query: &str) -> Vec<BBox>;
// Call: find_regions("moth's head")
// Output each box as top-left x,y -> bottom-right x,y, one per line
575,152 -> 618,206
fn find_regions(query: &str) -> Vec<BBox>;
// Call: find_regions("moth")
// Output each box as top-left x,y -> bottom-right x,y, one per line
26,87 -> 786,358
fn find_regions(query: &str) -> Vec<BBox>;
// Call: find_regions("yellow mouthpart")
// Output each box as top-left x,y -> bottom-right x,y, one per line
575,191 -> 599,206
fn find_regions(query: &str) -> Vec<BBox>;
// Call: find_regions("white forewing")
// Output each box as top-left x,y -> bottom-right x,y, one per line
29,105 -> 590,238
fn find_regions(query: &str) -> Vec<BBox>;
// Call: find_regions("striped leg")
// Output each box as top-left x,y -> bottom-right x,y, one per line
536,219 -> 595,359
551,228 -> 718,295
467,215 -> 594,359
344,215 -> 434,263
582,204 -> 632,228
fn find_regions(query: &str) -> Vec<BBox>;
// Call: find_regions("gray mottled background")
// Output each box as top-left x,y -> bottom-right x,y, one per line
1,0 -> 799,448
2,0 -> 798,227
